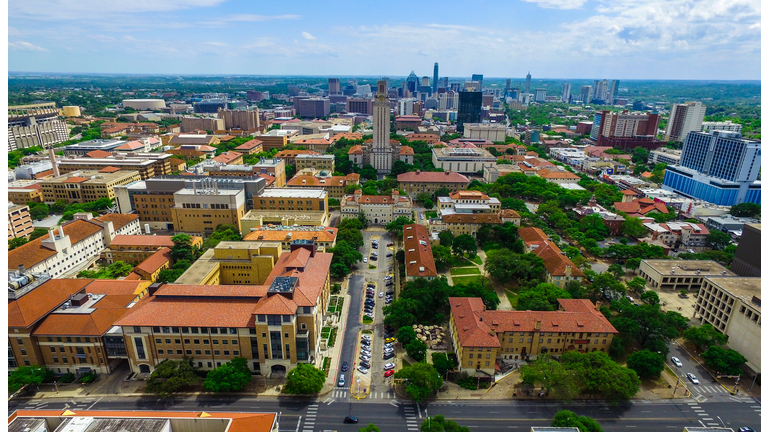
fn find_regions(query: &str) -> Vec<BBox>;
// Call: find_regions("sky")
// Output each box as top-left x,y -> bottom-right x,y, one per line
6,0 -> 763,80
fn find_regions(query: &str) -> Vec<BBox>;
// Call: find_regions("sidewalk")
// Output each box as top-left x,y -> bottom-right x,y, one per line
318,276 -> 353,396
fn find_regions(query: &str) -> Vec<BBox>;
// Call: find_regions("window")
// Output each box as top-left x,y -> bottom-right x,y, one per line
165,339 -> 171,344
158,349 -> 164,354
224,350 -> 230,356
195,350 -> 202,355
186,350 -> 192,355
205,350 -> 211,355
16,338 -> 23,345
184,339 -> 190,344
20,348 -> 27,356
155,338 -> 162,344
214,350 -> 220,356
50,346 -> 56,353
468,361 -> 473,366
213,340 -> 219,345
193,339 -> 200,344
233,350 -> 239,356
134,337 -> 146,360
176,350 -> 182,355
232,340 -> 238,345
175,339 -> 181,344
469,354 -> 473,359
203,340 -> 209,345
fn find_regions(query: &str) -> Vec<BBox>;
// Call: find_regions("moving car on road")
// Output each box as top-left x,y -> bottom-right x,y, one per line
338,374 -> 345,387
341,362 -> 349,372
687,373 -> 700,385
344,416 -> 359,424
671,357 -> 683,367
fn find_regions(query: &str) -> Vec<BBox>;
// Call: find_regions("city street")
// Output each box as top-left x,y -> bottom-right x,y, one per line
9,395 -> 761,432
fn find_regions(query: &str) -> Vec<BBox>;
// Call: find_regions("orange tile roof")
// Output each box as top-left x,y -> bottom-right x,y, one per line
9,410 -> 276,432
234,139 -> 264,150
614,198 -> 669,215
135,247 -> 172,275
254,294 -> 298,315
85,279 -> 149,296
263,251 -> 332,308
275,149 -> 320,158
86,150 -> 115,158
63,176 -> 89,183
110,235 -> 175,247
115,141 -> 145,150
532,242 -> 585,277
442,213 -> 502,224
154,284 -> 269,298
640,171 -> 653,178
98,166 -> 122,173
449,190 -> 489,200
243,227 -> 337,243
500,209 -> 521,219
95,213 -> 140,230
293,138 -> 331,145
621,189 -> 639,195
258,173 -> 276,187
397,171 -> 470,184
115,297 -> 258,327
348,145 -> 364,155
124,272 -> 142,280
8,220 -> 103,270
517,227 -> 548,243
330,132 -> 363,142
8,278 -> 92,328
403,224 -> 437,278
32,293 -> 137,337
399,146 -> 415,155
449,297 -> 502,348
537,169 -> 580,179
212,151 -> 243,164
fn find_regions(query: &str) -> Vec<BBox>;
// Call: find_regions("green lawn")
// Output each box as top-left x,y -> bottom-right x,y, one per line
505,289 -> 519,309
452,275 -> 488,286
450,267 -> 481,276
450,256 -> 474,267
362,316 -> 373,324
470,256 -> 483,265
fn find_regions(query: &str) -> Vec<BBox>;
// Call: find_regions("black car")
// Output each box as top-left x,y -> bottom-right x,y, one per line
361,341 -> 370,347
343,416 -> 359,424
383,352 -> 395,360
360,360 -> 371,368
386,253 -> 393,257
370,256 -> 378,261
372,244 -> 378,249
341,362 -> 349,372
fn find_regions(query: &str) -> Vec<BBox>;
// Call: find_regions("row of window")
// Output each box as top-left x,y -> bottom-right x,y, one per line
156,338 -> 238,346
134,326 -> 239,335
158,349 -> 240,356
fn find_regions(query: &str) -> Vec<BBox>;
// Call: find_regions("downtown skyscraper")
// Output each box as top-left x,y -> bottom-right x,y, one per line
525,72 -> 531,94
433,62 -> 439,93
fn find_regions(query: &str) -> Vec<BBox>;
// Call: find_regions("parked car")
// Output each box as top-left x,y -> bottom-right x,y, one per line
363,258 -> 368,263
384,363 -> 396,370
372,244 -> 378,249
344,416 -> 359,424
338,374 -> 345,387
384,275 -> 393,280
383,352 -> 395,360
671,357 -> 683,367
360,360 -> 371,369
387,242 -> 393,246
386,253 -> 393,257
384,342 -> 394,349
341,362 -> 349,372
385,337 -> 395,343
370,256 -> 378,261
359,355 -> 371,362
687,373 -> 700,385
384,370 -> 394,377
356,366 -> 368,374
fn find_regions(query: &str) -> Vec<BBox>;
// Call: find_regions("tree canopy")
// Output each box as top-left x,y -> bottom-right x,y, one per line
203,357 -> 251,392
683,324 -> 728,350
626,350 -> 665,379
551,410 -> 604,432
701,346 -> 746,376
517,283 -> 572,311
420,415 -> 470,432
484,249 -> 545,286
284,363 -> 325,394
394,362 -> 443,402
145,358 -> 200,397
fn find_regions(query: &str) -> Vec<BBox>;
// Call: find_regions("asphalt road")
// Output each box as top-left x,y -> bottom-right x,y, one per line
9,395 -> 761,432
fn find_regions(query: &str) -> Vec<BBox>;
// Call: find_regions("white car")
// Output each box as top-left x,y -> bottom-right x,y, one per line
687,373 -> 700,385
379,292 -> 384,298
363,258 -> 368,263
383,363 -> 396,371
357,365 -> 369,374
671,357 -> 683,367
384,275 -> 393,280
361,335 -> 372,341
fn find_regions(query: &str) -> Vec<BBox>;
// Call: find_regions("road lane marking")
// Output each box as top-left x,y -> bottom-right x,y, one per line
86,397 -> 102,410
294,415 -> 301,432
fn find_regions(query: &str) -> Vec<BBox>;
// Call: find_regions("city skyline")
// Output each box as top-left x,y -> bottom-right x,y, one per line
7,0 -> 761,80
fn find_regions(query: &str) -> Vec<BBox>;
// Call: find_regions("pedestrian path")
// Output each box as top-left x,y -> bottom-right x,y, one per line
299,403 -> 319,432
686,400 -> 721,428
403,403 -> 419,431
692,385 -> 728,395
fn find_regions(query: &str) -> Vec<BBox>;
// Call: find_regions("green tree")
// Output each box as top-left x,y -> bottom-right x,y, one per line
284,363 -> 325,394
607,263 -> 625,279
394,362 -> 443,402
625,257 -> 642,271
424,199 -> 434,210
639,290 -> 659,305
621,216 -> 647,238
170,234 -> 197,262
431,352 -> 454,376
359,424 -> 381,432
397,326 -> 417,346
520,354 -> 580,399
203,357 -> 252,392
106,261 -> 134,278
438,230 -> 455,248
416,192 -> 432,203
337,227 -> 364,249
701,346 -> 746,376
611,301 -> 688,356
626,350 -> 664,379
431,244 -> 453,270
386,216 -> 416,238
730,203 -> 760,218
145,358 -> 200,397
433,187 -> 451,199
328,198 -> 341,207
405,339 -> 428,362
627,277 -> 647,293
328,240 -> 363,278
9,237 -> 28,250
8,365 -> 53,393
484,249 -> 545,285
452,234 -> 477,258
359,164 -> 378,180
29,204 -> 50,220
357,210 -> 369,228
50,199 -> 69,214
420,415 -> 470,432
28,227 -> 49,241
551,410 -> 604,432
561,350 -> 641,401
517,283 -> 572,311
683,324 -> 728,350
706,231 -> 732,251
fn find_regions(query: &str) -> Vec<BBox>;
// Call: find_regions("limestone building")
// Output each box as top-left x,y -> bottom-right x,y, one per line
341,189 -> 413,225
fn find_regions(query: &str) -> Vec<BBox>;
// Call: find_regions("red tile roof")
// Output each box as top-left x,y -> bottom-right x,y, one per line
95,213 -> 139,231
98,166 -> 122,173
537,169 -> 581,180
399,146 -> 415,155
85,150 -> 113,158
235,140 -> 264,151
621,189 -> 639,195
84,279 -> 149,296
449,297 -> 502,348
135,247 -> 172,275
449,190 -> 488,200
32,293 -> 137,337
330,132 -> 363,142
275,149 -> 320,158
263,251 -> 333,308
115,141 -> 145,150
254,294 -> 298,315
403,224 -> 437,278
8,278 -> 92,328
287,175 -> 354,188
500,209 -> 521,219
518,227 -> 584,278
116,297 -> 258,327
443,213 -> 502,224
258,173 -> 276,187
212,151 -> 243,164
154,285 -> 269,298
348,145 -> 364,155
397,171 -> 470,184
614,198 -> 669,215
63,176 -> 89,183
8,220 -> 104,270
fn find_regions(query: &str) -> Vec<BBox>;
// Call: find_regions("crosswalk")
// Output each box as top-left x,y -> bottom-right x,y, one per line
404,403 -> 419,431
330,389 -> 397,399
26,397 -> 100,412
300,403 -> 318,432
692,385 -> 728,395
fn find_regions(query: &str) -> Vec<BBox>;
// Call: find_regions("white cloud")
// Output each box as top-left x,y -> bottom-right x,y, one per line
520,0 -> 587,9
302,31 -> 317,40
8,41 -> 47,51
9,0 -> 227,20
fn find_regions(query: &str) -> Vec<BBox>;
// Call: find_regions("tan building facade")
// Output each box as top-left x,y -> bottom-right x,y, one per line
397,170 -> 470,198
40,171 -> 142,204
295,154 -> 335,172
57,154 -> 173,180
637,260 -> 735,292
171,188 -> 247,235
9,186 -> 44,204
8,204 -> 34,239
286,173 -> 360,200
253,189 -> 329,220
341,189 -> 413,226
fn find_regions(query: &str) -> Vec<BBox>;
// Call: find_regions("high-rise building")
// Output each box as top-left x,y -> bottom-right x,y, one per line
505,79 -> 511,97
457,90 -> 482,133
471,74 -> 483,91
663,131 -> 761,205
421,76 -> 430,87
561,84 -> 571,103
328,78 -> 340,95
524,72 -> 531,94
665,101 -> 706,142
534,89 -> 547,103
580,86 -> 593,104
371,80 -> 396,173
406,71 -> 419,94
297,98 -> 330,118
8,103 -> 69,151
433,63 -> 439,93
701,121 -> 742,134
606,80 -> 620,104
346,98 -> 373,115
217,108 -> 260,131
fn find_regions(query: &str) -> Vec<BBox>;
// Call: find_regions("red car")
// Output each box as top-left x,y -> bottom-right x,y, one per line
384,370 -> 394,377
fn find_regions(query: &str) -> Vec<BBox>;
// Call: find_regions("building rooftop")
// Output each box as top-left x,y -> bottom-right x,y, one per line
258,188 -> 327,199
641,259 -> 735,276
403,224 -> 437,278
243,226 -> 337,243
8,220 -> 104,271
110,235 -> 175,248
704,276 -> 761,311
8,278 -> 93,328
397,171 -> 470,184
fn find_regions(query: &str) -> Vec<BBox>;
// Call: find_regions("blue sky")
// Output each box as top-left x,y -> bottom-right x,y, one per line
7,0 -> 762,79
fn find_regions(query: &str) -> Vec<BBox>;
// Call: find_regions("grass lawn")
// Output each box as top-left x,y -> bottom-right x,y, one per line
450,256 -> 474,267
450,267 -> 481,276
322,357 -> 331,377
452,275 -> 488,286
505,289 -> 519,309
362,330 -> 373,334
482,242 -> 504,253
401,358 -> 412,368
362,316 -> 373,324
328,328 -> 337,347
470,255 -> 483,265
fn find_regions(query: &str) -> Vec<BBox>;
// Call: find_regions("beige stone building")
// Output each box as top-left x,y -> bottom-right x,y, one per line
286,173 -> 360,200
253,189 -> 329,220
171,187 -> 247,235
396,170 -> 470,199
694,276 -> 761,375
295,154 -> 335,172
341,189 -> 413,226
57,154 -> 173,180
243,226 -> 337,252
104,235 -> 202,265
240,209 -> 329,233
449,297 -> 617,378
637,260 -> 735,292
431,147 -> 497,174
8,203 -> 34,239
9,185 -> 44,204
40,170 -> 141,204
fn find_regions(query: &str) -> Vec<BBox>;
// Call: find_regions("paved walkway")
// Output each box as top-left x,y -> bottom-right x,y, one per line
446,249 -> 513,311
